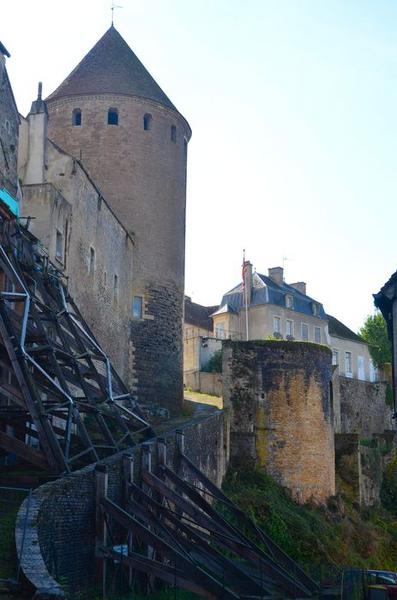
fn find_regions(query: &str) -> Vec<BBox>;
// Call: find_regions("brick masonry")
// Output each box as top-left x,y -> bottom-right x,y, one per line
130,284 -> 183,409
45,94 -> 190,414
16,411 -> 229,598
223,340 -> 335,504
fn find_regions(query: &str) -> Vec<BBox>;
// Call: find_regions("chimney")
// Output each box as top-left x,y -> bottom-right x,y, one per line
24,82 -> 48,185
0,42 -> 10,88
290,282 -> 307,295
243,260 -> 253,304
0,41 -> 10,66
268,266 -> 283,286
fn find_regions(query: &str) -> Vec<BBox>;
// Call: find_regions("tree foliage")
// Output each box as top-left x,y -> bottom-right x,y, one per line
381,458 -> 397,514
359,312 -> 391,368
202,349 -> 222,373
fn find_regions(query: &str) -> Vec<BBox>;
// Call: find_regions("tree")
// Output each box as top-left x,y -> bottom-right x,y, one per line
359,311 -> 392,368
202,350 -> 222,373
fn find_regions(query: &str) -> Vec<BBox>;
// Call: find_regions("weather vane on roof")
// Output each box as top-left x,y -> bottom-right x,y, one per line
111,1 -> 123,26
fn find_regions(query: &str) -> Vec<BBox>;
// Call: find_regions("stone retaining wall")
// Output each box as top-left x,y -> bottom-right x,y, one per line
223,340 -> 335,504
16,410 -> 229,598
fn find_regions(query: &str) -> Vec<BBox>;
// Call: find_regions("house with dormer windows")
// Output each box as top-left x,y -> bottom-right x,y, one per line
211,263 -> 330,345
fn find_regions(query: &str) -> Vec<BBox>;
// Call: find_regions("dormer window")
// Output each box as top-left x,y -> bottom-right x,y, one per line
108,108 -> 118,125
143,113 -> 152,131
171,125 -> 177,143
72,109 -> 82,126
285,294 -> 293,309
311,302 -> 318,316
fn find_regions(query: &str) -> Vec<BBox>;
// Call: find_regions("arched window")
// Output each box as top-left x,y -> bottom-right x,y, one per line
72,109 -> 82,126
143,113 -> 152,131
108,108 -> 118,125
171,125 -> 177,143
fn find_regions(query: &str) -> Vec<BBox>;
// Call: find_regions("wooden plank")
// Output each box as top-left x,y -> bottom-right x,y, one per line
0,430 -> 49,470
181,452 -> 318,593
129,482 -> 271,596
106,549 -> 215,599
0,382 -> 26,408
160,466 -> 311,597
102,497 -> 239,600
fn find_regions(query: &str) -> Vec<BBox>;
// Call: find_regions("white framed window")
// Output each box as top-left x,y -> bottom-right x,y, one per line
285,294 -> 294,309
358,355 -> 365,381
286,319 -> 294,338
332,349 -> 339,367
273,316 -> 281,335
314,326 -> 321,344
132,296 -> 143,319
311,303 -> 318,316
345,352 -> 352,377
369,360 -> 377,383
301,323 -> 309,341
215,322 -> 225,339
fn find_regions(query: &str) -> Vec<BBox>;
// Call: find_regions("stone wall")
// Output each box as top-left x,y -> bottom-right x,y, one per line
223,340 -> 335,503
16,411 -> 229,598
21,153 -> 136,390
46,94 -> 191,413
337,376 -> 393,436
184,371 -> 223,397
335,432 -> 395,507
0,59 -> 19,197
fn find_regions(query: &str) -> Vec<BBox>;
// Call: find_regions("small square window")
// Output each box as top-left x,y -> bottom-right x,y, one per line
72,109 -> 81,126
133,296 -> 143,319
108,108 -> 118,125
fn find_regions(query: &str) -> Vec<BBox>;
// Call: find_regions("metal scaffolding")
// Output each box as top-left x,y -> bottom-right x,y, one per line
0,211 -> 154,474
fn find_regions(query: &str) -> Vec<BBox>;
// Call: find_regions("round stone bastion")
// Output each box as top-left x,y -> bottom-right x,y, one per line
223,340 -> 335,504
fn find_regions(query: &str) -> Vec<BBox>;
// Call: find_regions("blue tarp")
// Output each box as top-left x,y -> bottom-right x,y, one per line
0,188 -> 19,217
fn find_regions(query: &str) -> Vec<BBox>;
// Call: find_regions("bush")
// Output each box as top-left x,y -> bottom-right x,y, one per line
202,349 -> 222,373
381,458 -> 397,514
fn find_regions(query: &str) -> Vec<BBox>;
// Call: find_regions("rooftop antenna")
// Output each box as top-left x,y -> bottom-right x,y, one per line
111,1 -> 123,26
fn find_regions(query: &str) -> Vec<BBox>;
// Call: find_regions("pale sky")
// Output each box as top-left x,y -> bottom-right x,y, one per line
2,0 -> 396,332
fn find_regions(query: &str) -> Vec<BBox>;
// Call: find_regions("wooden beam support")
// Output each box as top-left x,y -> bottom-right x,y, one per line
0,430 -> 49,470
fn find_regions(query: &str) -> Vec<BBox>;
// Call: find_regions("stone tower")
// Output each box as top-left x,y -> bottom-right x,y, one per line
45,26 -> 191,413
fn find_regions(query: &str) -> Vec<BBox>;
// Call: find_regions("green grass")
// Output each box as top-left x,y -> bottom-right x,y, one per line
221,467 -> 397,582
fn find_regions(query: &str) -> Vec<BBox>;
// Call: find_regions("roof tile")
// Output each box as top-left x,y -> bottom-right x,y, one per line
46,26 -> 176,110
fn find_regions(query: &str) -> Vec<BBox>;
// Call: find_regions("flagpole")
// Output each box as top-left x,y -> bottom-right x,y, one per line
243,249 -> 249,341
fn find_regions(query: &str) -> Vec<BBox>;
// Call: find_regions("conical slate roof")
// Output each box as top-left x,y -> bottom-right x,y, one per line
46,26 -> 176,110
